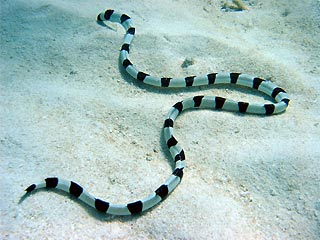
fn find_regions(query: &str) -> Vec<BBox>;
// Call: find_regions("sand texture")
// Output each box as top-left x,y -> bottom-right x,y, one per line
1,0 -> 320,239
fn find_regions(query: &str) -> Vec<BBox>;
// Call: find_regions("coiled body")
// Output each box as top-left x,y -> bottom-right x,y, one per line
24,9 -> 290,215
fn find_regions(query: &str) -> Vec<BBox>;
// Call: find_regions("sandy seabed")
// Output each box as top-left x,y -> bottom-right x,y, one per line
1,0 -> 319,239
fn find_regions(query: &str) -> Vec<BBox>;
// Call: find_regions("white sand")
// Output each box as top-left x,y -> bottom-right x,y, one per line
1,0 -> 319,239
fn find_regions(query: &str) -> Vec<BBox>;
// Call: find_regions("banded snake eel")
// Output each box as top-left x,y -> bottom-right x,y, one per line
24,9 -> 290,215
